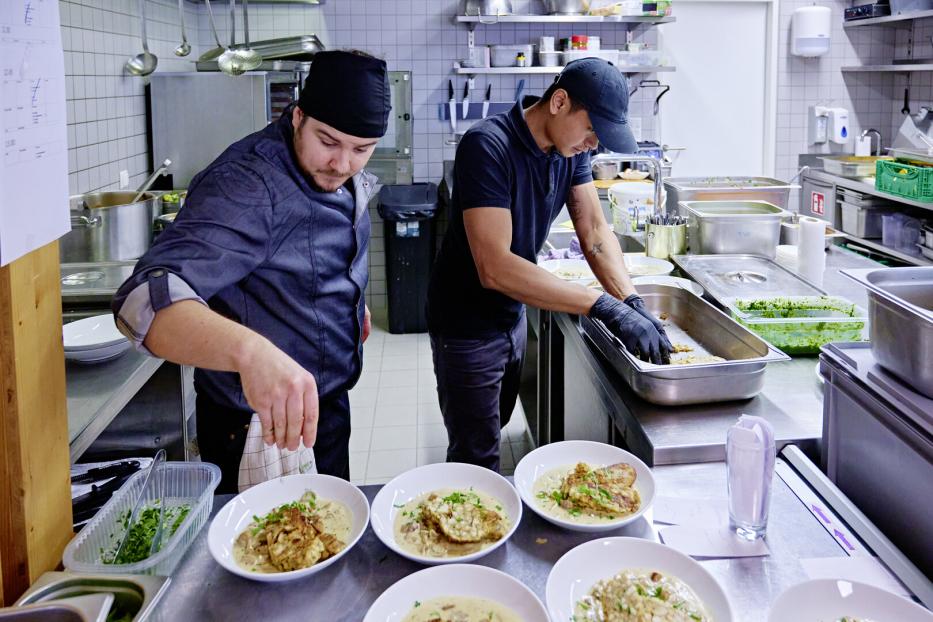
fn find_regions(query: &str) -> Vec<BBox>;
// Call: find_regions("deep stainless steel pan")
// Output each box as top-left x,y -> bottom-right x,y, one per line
842,267 -> 933,399
580,284 -> 789,405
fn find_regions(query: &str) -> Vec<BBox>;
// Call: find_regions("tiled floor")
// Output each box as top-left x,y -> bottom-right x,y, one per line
349,320 -> 534,485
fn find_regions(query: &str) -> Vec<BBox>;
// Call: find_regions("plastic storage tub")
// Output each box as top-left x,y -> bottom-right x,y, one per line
839,200 -> 887,238
726,295 -> 867,354
490,44 -> 534,67
63,462 -> 221,575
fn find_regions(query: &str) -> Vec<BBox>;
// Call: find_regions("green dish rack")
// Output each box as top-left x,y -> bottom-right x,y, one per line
875,159 -> 933,203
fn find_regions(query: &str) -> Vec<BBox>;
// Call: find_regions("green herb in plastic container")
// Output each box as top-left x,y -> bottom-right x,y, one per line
728,296 -> 867,355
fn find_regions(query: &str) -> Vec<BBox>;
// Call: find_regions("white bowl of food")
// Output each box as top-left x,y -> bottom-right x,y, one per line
632,275 -> 704,297
768,579 -> 933,622
207,474 -> 369,582
539,258 -> 594,283
624,255 -> 675,277
514,440 -> 655,533
547,537 -> 734,622
363,564 -> 549,622
370,462 -> 522,565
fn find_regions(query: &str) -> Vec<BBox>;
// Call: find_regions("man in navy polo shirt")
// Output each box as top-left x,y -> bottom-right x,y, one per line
426,59 -> 672,471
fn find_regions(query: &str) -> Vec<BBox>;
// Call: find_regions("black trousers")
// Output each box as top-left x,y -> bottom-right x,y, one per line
429,313 -> 527,473
195,391 -> 352,494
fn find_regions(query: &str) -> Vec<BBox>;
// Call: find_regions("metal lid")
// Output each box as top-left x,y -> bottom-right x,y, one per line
673,254 -> 826,303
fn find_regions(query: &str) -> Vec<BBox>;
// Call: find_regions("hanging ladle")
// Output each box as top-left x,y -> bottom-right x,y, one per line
205,0 -> 240,76
233,0 -> 263,72
125,0 -> 158,76
174,0 -> 191,57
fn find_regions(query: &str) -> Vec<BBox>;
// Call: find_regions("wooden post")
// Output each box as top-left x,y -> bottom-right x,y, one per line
0,240 -> 73,604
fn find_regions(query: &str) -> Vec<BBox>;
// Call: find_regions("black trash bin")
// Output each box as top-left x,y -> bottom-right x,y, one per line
377,183 -> 439,334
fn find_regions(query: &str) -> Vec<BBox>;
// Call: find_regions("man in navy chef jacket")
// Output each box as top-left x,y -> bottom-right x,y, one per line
427,59 -> 673,472
112,51 -> 391,493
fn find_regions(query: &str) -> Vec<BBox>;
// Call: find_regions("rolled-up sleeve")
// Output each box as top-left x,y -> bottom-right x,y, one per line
111,161 -> 275,354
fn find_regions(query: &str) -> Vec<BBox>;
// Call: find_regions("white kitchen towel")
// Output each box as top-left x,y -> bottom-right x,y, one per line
238,413 -> 316,493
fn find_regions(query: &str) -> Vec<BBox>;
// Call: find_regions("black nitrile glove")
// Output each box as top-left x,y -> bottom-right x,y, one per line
624,294 -> 673,364
589,293 -> 668,365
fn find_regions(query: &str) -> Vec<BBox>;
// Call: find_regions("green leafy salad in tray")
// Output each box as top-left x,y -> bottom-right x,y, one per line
728,296 -> 866,355
102,503 -> 191,565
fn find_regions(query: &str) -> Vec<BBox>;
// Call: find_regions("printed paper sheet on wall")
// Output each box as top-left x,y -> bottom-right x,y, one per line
0,0 -> 70,266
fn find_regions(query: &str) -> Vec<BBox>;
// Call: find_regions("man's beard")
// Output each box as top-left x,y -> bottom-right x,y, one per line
309,170 -> 352,193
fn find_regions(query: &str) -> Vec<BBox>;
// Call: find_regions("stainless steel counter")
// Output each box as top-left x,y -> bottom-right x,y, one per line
535,246 -> 881,466
66,351 -> 164,463
151,461 -> 850,622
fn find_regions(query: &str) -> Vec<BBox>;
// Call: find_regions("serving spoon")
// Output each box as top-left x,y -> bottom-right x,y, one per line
233,0 -> 263,72
125,0 -> 158,76
174,0 -> 191,57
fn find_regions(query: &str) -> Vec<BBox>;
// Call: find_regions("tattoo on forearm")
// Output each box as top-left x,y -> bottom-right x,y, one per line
590,242 -> 603,256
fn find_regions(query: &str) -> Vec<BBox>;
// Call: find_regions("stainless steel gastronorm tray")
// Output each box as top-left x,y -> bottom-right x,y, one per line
15,572 -> 169,622
843,267 -> 933,399
580,284 -> 789,405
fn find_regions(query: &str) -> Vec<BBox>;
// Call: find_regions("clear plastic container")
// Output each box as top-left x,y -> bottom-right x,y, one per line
617,49 -> 666,67
63,462 -> 221,575
726,295 -> 868,355
898,215 -> 922,253
882,212 -> 903,248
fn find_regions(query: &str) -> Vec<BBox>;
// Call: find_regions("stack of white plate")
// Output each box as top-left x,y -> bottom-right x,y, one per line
63,314 -> 131,364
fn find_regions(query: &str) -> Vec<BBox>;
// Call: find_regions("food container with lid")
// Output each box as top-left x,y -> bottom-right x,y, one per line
682,200 -> 789,259
490,44 -> 534,67
538,51 -> 561,67
724,295 -> 867,355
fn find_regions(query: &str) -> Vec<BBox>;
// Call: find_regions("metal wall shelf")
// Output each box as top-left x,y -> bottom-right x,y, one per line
456,15 -> 675,25
841,64 -> 933,72
453,63 -> 674,75
842,9 -> 933,27
842,234 -> 933,266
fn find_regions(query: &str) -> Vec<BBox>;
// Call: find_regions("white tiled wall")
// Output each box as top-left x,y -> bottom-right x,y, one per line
73,2 -> 933,309
61,0 -> 204,196
775,2 -> 933,210
59,0 -> 663,311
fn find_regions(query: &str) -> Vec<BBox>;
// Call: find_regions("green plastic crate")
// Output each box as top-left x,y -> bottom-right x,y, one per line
875,159 -> 933,203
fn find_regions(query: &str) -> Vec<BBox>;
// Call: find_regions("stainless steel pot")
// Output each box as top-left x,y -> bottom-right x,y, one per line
60,192 -> 159,263
543,0 -> 586,15
462,0 -> 513,16
592,160 -> 620,180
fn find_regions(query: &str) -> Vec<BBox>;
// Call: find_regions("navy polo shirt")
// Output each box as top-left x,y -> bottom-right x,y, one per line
426,98 -> 593,338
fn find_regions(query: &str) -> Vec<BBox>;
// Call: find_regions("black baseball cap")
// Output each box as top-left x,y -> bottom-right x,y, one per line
297,50 -> 392,139
552,58 -> 638,154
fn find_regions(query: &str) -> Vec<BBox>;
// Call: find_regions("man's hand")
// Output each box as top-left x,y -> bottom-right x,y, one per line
623,294 -> 672,364
588,293 -> 669,365
363,304 -> 372,343
237,336 -> 319,451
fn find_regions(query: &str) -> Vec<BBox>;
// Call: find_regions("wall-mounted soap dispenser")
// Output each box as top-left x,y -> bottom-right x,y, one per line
827,107 -> 850,144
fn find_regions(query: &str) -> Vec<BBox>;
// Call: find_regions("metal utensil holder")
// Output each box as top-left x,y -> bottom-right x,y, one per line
645,222 -> 686,259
